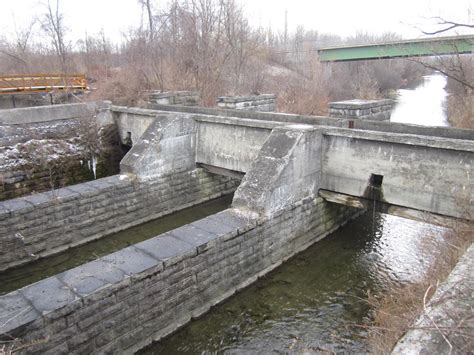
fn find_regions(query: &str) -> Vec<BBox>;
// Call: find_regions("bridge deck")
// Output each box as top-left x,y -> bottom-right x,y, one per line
0,74 -> 88,95
317,35 -> 474,62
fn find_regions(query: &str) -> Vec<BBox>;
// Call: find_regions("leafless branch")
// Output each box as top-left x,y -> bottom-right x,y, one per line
420,17 -> 474,35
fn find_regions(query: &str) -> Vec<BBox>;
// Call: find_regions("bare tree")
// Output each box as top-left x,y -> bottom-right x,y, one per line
419,16 -> 474,35
40,0 -> 69,72
13,17 -> 37,54
138,0 -> 155,43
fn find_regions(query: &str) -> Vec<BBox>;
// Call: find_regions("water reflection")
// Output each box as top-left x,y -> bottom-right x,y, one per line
391,74 -> 449,127
140,212 -> 449,354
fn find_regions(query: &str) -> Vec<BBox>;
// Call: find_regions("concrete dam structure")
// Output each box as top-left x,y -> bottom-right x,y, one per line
0,102 -> 472,354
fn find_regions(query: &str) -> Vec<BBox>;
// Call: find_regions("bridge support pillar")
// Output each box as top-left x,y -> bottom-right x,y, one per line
233,124 -> 323,216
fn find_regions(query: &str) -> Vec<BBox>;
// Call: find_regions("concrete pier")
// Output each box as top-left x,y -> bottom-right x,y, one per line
329,99 -> 393,121
217,94 -> 276,112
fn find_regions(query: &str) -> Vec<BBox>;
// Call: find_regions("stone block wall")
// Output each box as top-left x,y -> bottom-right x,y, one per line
0,197 -> 359,354
0,169 -> 238,272
217,94 -> 276,112
147,91 -> 200,106
328,99 -> 393,121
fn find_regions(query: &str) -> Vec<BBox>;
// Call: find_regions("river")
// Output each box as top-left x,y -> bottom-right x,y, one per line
390,74 -> 449,127
138,74 -> 452,354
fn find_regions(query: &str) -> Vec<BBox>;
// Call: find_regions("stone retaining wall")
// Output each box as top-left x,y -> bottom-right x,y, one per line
0,197 -> 359,354
328,99 -> 393,121
0,169 -> 238,272
217,94 -> 276,112
0,102 -> 123,201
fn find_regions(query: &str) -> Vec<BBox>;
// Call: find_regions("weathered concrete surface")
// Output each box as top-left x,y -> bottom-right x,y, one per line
149,103 -> 474,141
0,101 -> 112,125
233,125 -> 323,216
392,243 -> 474,354
120,113 -> 196,179
0,197 -> 359,354
112,106 -> 158,145
195,115 -> 275,173
116,109 -> 472,219
321,128 -> 474,220
329,99 -> 393,121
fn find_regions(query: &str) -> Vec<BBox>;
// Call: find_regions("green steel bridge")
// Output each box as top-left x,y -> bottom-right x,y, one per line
317,35 -> 474,62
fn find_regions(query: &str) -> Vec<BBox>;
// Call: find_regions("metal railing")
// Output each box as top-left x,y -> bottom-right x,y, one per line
0,74 -> 88,95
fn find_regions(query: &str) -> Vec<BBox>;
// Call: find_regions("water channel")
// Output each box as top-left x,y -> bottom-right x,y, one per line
390,74 -> 449,127
138,74 -> 453,353
1,74 -> 453,352
0,195 -> 233,295
140,214 -> 449,354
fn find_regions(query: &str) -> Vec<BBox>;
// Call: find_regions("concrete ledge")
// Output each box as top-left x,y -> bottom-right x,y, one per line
111,105 -> 163,117
392,243 -> 474,354
0,101 -> 111,125
322,127 -> 474,153
149,104 -> 474,141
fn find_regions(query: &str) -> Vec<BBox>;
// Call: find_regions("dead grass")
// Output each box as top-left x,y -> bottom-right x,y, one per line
365,221 -> 473,354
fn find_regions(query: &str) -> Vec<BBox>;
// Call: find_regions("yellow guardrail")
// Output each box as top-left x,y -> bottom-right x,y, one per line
0,74 -> 88,95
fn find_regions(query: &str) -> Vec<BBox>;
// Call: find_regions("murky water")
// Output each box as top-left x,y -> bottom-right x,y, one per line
0,195 -> 233,295
139,212 -> 449,354
390,74 -> 449,127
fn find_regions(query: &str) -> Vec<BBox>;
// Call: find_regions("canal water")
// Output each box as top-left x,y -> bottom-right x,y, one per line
139,213 -> 449,354
390,74 -> 449,127
138,74 -> 453,354
0,195 -> 233,295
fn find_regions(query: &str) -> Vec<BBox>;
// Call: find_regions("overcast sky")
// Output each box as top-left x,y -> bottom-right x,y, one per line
0,0 -> 472,44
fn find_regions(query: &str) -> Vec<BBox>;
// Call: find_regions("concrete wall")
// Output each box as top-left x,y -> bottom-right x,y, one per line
0,170 -> 238,272
217,94 -> 276,112
321,128 -> 474,219
195,116 -> 274,173
0,197 -> 359,354
115,109 -> 472,219
112,106 -> 158,146
149,104 -> 474,141
0,101 -> 112,126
